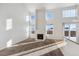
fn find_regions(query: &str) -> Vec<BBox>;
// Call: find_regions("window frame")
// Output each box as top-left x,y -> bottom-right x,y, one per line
46,24 -> 54,34
30,12 -> 36,34
62,9 -> 77,18
6,18 -> 13,31
45,10 -> 54,20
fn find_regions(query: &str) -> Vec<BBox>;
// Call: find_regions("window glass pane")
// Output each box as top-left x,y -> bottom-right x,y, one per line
30,13 -> 36,34
63,9 -> 76,17
31,14 -> 36,20
65,31 -> 69,36
26,16 -> 30,22
64,24 -> 76,37
70,31 -> 76,37
70,24 -> 76,31
46,24 -> 54,30
64,24 -> 70,30
30,25 -> 35,34
6,18 -> 12,31
46,24 -> 54,34
46,10 -> 54,20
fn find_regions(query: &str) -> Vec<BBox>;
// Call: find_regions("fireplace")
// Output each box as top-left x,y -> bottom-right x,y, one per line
37,34 -> 43,40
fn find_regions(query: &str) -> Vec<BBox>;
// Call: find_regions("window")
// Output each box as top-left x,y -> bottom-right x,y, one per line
70,24 -> 76,31
64,24 -> 70,30
65,31 -> 69,36
46,10 -> 54,20
46,24 -> 54,34
70,31 -> 76,37
30,13 -> 36,34
30,25 -> 36,34
6,18 -> 12,31
31,13 -> 36,20
64,24 -> 76,37
31,15 -> 36,20
30,14 -> 36,26
63,9 -> 77,17
26,16 -> 30,22
64,24 -> 69,36
70,24 -> 76,37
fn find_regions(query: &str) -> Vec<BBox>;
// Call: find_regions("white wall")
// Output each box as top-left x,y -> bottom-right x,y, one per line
0,3 -> 79,49
0,4 -> 28,49
46,5 -> 79,40
30,5 -> 79,40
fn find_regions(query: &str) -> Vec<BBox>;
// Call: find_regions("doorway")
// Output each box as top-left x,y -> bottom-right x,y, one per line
64,23 -> 76,42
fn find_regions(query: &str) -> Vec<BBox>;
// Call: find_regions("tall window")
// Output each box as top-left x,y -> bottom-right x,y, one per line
63,9 -> 77,17
46,10 -> 54,20
46,24 -> 54,34
6,18 -> 12,31
30,13 -> 36,34
31,15 -> 36,20
64,24 -> 70,36
64,24 -> 76,37
30,25 -> 36,34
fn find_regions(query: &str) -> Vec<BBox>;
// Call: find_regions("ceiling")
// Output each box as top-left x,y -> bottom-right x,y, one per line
0,3 -> 78,12
24,3 -> 77,12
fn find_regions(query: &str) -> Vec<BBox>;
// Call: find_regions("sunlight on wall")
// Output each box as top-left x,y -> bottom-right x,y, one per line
6,18 -> 13,31
6,39 -> 13,47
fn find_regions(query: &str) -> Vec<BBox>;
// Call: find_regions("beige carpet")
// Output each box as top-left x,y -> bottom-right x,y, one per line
42,48 -> 64,56
0,39 -> 63,56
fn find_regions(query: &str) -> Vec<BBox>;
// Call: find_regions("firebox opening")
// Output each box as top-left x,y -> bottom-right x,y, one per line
37,34 -> 43,40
